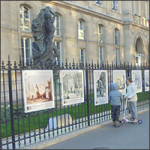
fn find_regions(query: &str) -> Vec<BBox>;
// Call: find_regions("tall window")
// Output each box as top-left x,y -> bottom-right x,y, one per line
54,41 -> 62,64
21,37 -> 32,66
115,29 -> 119,45
54,14 -> 61,36
98,24 -> 104,43
145,1 -> 149,20
112,0 -> 118,10
99,47 -> 104,65
20,6 -> 31,31
80,49 -> 85,65
116,49 -> 119,66
78,20 -> 85,40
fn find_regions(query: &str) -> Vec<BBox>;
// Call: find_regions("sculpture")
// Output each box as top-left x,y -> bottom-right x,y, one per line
31,6 -> 59,67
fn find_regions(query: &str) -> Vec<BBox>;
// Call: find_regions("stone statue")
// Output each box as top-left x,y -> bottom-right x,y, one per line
31,6 -> 59,67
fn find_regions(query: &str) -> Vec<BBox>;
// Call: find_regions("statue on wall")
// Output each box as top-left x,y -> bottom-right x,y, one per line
31,6 -> 59,67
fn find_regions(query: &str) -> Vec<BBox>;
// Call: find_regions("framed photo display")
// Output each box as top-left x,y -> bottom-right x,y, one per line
144,70 -> 149,91
60,70 -> 84,106
22,70 -> 55,113
93,70 -> 108,105
113,70 -> 126,95
131,70 -> 142,93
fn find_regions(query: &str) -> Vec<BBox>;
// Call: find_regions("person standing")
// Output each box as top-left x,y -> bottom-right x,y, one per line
124,77 -> 138,123
109,83 -> 123,127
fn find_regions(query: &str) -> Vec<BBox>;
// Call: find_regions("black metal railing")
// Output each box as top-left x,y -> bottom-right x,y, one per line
0,58 -> 149,149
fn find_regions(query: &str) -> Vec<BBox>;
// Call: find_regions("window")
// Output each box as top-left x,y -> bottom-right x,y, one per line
145,1 -> 149,20
96,1 -> 102,5
54,41 -> 62,64
112,0 -> 118,10
80,49 -> 85,65
115,29 -> 119,45
21,37 -> 32,66
54,14 -> 61,36
98,24 -> 104,43
78,20 -> 85,40
20,6 -> 31,31
99,47 -> 104,65
116,49 -> 119,66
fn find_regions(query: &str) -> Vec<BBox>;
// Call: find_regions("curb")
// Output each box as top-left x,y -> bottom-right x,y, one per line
22,108 -> 149,149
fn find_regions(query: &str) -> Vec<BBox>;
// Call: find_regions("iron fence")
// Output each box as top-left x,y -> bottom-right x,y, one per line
0,58 -> 149,149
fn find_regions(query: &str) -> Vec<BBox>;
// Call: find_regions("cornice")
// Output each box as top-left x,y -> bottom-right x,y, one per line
45,1 -> 124,25
124,22 -> 149,31
46,1 -> 149,31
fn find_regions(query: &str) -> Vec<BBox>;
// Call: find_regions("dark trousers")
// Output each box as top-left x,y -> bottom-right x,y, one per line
111,105 -> 120,122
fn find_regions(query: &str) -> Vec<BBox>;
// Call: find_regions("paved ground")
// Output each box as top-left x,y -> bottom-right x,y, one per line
44,110 -> 149,149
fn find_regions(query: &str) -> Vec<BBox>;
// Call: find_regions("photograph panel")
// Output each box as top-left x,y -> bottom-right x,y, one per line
113,70 -> 126,95
22,70 -> 55,113
93,70 -> 108,105
144,70 -> 149,91
60,70 -> 84,106
132,70 -> 142,93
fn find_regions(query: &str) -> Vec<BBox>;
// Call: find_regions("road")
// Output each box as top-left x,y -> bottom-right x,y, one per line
45,110 -> 149,149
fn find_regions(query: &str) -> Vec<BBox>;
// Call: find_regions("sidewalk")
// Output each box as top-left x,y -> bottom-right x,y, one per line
22,106 -> 149,149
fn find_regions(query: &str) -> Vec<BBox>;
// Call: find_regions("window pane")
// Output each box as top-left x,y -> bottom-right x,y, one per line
100,47 -> 103,64
21,38 -> 24,63
115,29 -> 119,45
81,49 -> 85,64
25,39 -> 30,58
21,37 -> 31,66
55,15 -> 60,36
96,1 -> 102,4
55,41 -> 61,64
20,6 -> 30,31
116,49 -> 119,66
80,21 -> 83,30
99,25 -> 103,43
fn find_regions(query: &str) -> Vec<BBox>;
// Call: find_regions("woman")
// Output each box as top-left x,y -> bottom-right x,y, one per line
124,77 -> 138,123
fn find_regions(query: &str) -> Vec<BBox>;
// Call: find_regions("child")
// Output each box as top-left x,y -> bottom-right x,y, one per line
109,83 -> 123,127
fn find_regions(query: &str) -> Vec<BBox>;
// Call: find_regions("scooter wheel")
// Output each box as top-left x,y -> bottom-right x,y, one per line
115,124 -> 120,128
138,119 -> 142,124
122,119 -> 126,124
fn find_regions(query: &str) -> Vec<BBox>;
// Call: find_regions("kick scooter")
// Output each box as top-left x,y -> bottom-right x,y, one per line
120,98 -> 142,125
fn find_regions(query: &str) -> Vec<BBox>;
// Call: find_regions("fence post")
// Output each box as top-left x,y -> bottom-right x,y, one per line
8,56 -> 16,149
86,67 -> 90,126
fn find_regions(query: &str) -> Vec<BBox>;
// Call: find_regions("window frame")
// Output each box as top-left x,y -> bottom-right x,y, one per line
20,5 -> 31,32
21,37 -> 32,66
115,29 -> 119,45
80,49 -> 85,65
115,48 -> 119,66
54,41 -> 62,65
78,20 -> 85,40
112,0 -> 118,10
98,24 -> 104,43
96,1 -> 102,5
54,14 -> 61,37
99,46 -> 104,65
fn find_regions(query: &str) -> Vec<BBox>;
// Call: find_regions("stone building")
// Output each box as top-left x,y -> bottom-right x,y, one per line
1,1 -> 149,66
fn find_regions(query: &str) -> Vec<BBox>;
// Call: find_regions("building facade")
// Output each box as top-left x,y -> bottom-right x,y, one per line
1,1 -> 149,66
